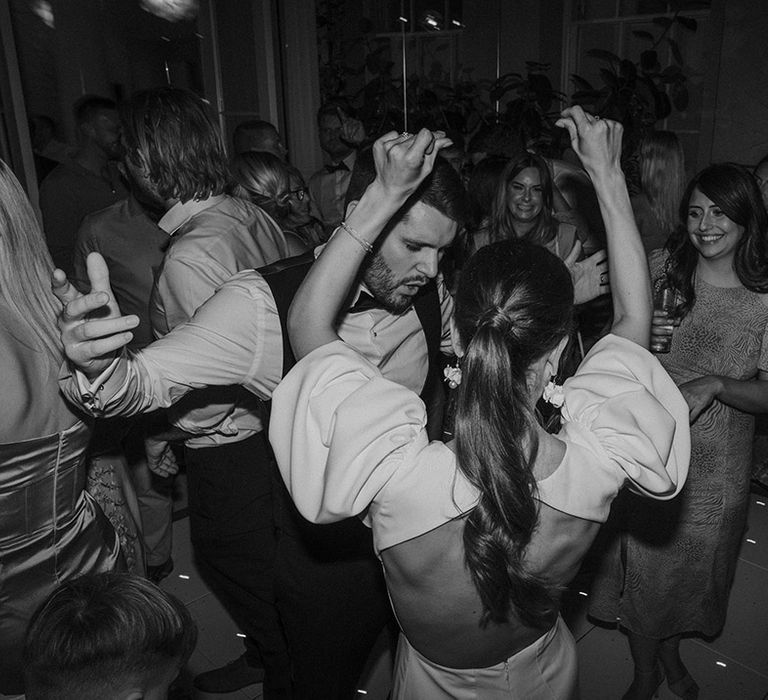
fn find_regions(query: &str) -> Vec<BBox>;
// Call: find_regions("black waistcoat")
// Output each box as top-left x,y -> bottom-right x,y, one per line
258,251 -> 445,437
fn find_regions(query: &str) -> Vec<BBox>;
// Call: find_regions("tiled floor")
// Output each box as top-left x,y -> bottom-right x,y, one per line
573,492 -> 768,700
165,489 -> 768,699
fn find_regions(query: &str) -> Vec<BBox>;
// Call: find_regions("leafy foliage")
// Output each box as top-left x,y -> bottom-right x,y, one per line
570,9 -> 697,154
315,1 -> 699,160
315,0 -> 566,155
469,63 -> 567,157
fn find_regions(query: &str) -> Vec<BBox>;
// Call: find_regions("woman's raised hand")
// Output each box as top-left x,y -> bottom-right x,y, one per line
557,106 -> 650,347
372,129 -> 453,202
555,106 -> 622,181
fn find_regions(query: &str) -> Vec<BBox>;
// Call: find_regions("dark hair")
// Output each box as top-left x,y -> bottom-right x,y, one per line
664,162 -> 768,317
233,119 -> 279,153
453,240 -> 574,627
231,150 -> 292,223
467,155 -> 509,229
316,98 -> 356,125
345,146 -> 469,228
73,95 -> 117,128
488,151 -> 556,246
24,573 -> 197,700
121,87 -> 229,202
29,114 -> 56,136
233,119 -> 277,139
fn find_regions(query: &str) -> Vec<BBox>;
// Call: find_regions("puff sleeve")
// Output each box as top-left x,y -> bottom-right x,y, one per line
537,334 -> 690,522
269,340 -> 478,552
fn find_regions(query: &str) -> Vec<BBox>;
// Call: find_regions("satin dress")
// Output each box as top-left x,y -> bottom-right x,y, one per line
269,335 -> 690,699
0,303 -> 121,694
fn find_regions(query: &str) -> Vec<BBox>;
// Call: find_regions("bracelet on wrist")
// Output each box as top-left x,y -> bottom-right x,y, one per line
338,220 -> 373,254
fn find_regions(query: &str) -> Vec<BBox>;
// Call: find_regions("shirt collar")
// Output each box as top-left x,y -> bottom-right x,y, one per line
341,151 -> 356,169
158,194 -> 227,235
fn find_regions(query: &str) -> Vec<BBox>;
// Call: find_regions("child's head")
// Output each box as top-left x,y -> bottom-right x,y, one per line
24,572 -> 197,700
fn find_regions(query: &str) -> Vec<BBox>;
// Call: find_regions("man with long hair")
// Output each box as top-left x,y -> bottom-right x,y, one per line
119,86 -> 291,696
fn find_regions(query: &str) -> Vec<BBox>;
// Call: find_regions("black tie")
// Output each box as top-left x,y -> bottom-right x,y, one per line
325,161 -> 349,174
348,291 -> 383,313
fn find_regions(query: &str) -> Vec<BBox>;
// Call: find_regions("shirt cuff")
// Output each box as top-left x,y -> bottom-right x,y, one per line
73,355 -> 125,414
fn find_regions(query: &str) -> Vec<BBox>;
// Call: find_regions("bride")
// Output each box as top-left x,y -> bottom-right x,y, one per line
268,107 -> 690,699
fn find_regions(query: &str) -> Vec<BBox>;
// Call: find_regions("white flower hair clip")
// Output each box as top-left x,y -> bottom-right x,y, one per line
542,380 -> 565,408
443,364 -> 462,390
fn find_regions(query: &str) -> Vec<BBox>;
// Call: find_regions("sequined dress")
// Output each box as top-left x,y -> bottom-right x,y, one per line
0,304 -> 121,693
589,253 -> 768,637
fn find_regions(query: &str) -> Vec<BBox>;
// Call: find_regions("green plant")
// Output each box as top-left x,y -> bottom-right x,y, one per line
469,62 -> 566,157
315,2 -> 563,158
570,8 -> 699,153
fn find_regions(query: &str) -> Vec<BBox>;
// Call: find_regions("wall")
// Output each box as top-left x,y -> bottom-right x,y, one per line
279,0 -> 323,177
709,0 -> 768,165
460,2 -> 535,83
9,0 -> 204,143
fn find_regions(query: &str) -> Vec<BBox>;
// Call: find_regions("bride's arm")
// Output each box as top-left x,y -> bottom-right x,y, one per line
556,107 -> 651,348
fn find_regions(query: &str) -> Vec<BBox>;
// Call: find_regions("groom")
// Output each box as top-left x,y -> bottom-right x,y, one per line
57,138 -> 465,699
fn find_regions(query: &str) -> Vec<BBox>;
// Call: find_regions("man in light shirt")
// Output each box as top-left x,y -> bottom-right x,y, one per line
57,142 -> 466,699
117,87 -> 291,697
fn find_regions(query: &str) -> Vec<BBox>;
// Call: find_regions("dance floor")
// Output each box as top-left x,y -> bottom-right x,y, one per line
161,481 -> 768,699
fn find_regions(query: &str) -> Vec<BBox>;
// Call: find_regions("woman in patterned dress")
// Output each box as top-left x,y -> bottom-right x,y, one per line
589,163 -> 768,700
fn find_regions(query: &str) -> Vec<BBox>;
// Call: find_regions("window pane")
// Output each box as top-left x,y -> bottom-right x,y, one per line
573,0 -> 619,22
365,0 -> 407,33
571,23 -> 621,93
620,0 -> 669,15
662,17 -> 708,135
8,0 -> 204,145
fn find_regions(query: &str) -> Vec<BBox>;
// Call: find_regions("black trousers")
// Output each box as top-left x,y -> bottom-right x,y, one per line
186,433 -> 291,695
272,464 -> 394,700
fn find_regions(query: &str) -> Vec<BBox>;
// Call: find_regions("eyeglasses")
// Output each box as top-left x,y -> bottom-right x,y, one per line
289,187 -> 308,201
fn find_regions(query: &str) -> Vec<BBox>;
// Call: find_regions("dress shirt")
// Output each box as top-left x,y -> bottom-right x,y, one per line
342,278 -> 454,393
73,196 -> 168,350
61,271 -> 284,423
60,269 -> 454,422
308,151 -> 356,229
39,160 -> 129,277
149,194 -> 289,448
150,194 -> 289,335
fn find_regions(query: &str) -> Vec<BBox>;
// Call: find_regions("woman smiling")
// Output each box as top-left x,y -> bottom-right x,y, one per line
589,163 -> 768,700
472,151 -> 598,260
